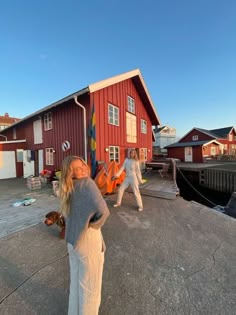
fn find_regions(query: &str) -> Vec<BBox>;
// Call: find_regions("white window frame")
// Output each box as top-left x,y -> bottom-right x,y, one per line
45,148 -> 54,165
33,119 -> 43,144
141,119 -> 147,134
192,135 -> 198,141
128,96 -> 135,114
108,104 -> 119,126
229,134 -> 233,141
211,146 -> 216,155
44,112 -> 53,131
16,149 -> 23,162
109,146 -> 120,163
126,112 -> 137,143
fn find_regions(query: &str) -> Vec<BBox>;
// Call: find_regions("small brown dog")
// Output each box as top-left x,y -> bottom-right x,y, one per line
44,211 -> 65,239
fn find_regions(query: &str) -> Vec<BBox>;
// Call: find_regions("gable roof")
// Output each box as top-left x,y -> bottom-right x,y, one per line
89,69 -> 160,125
2,69 -> 160,131
0,113 -> 20,125
165,139 -> 221,148
153,126 -> 166,133
209,126 -> 235,138
153,125 -> 176,134
178,126 -> 235,142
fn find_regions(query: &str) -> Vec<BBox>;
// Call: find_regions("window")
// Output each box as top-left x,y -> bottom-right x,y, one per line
44,112 -> 53,131
211,147 -> 216,155
13,128 -> 16,139
126,112 -> 137,143
192,135 -> 198,141
229,134 -> 233,141
108,104 -> 119,126
109,146 -> 120,163
46,148 -> 54,165
141,119 -> 147,134
33,119 -> 43,144
16,149 -> 23,162
128,96 -> 135,113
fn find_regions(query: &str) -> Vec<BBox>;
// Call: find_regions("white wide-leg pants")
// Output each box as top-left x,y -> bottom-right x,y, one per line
67,228 -> 104,315
117,176 -> 143,208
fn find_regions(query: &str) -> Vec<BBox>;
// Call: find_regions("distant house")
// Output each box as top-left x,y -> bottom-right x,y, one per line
166,126 -> 236,163
153,125 -> 176,156
0,69 -> 161,179
0,113 -> 20,132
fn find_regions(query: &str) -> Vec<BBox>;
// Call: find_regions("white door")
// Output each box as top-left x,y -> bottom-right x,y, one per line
38,149 -> 44,174
0,151 -> 16,179
23,150 -> 35,178
184,147 -> 193,162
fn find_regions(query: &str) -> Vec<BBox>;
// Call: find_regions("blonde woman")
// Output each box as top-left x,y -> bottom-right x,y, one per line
60,156 -> 110,315
112,149 -> 144,211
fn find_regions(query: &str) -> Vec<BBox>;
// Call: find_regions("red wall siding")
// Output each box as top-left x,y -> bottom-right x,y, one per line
1,96 -> 90,172
180,129 -> 213,142
34,97 -> 90,171
91,78 -> 153,164
1,125 -> 25,141
0,142 -> 26,151
203,143 -> 221,157
168,143 -> 221,163
0,142 -> 26,177
167,148 -> 185,161
192,147 -> 203,163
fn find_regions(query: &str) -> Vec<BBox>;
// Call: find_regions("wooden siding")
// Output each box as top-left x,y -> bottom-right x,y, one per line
90,78 -> 153,164
180,129 -> 213,142
168,143 -> 222,163
28,98 -> 89,170
1,125 -> 25,141
202,143 -> 221,157
192,147 -> 203,163
1,97 -> 90,172
201,169 -> 236,193
0,142 -> 26,177
167,147 -> 185,161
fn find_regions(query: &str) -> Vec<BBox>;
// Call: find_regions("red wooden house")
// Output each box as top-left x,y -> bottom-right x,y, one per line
0,69 -> 161,179
166,126 -> 236,163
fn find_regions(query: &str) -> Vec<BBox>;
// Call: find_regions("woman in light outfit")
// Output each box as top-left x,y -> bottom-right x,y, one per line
60,156 -> 110,315
113,149 -> 144,211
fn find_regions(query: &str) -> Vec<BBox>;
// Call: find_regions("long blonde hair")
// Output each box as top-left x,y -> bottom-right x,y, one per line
129,149 -> 139,161
59,156 -> 90,217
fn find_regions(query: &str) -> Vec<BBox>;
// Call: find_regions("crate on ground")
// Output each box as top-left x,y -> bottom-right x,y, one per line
52,180 -> 60,197
27,176 -> 42,190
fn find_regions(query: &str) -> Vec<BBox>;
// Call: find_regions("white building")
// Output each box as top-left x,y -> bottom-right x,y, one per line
153,125 -> 176,154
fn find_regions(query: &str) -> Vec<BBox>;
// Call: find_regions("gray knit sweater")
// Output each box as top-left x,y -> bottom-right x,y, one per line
65,177 -> 110,247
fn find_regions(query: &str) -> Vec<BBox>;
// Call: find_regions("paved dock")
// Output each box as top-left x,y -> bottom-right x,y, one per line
0,179 -> 236,315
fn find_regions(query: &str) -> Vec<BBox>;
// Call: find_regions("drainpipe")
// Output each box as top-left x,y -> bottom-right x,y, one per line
0,134 -> 7,141
73,96 -> 87,162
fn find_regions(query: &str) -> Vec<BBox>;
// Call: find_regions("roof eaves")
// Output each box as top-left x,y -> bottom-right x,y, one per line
89,69 -> 161,126
3,87 -> 89,131
194,127 -> 217,138
166,139 -> 221,148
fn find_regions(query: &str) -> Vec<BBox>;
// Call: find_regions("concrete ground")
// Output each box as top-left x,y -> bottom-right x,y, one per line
0,179 -> 236,315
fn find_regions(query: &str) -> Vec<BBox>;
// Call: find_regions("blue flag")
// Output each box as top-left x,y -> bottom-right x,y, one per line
90,104 -> 96,178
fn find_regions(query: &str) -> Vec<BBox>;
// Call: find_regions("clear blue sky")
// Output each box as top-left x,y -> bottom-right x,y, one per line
1,0 -> 235,138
